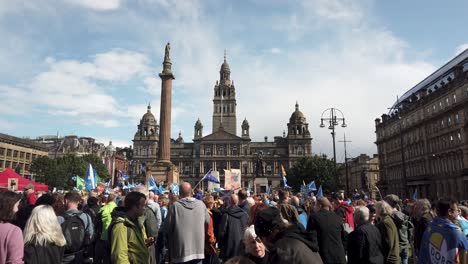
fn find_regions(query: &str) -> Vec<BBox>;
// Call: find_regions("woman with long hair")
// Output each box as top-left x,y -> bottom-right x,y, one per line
0,190 -> 23,264
375,201 -> 400,264
23,205 -> 66,264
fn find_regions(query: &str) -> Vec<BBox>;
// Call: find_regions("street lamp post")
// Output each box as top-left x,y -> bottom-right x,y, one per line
320,108 -> 347,187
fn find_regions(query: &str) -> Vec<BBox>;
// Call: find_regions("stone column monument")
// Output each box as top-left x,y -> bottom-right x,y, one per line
146,43 -> 179,185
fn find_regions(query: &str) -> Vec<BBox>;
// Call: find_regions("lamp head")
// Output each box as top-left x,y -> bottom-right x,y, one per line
320,120 -> 325,128
341,121 -> 347,128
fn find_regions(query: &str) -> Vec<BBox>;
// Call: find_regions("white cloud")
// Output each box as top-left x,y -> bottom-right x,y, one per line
455,43 -> 468,56
268,48 -> 281,54
65,0 -> 121,11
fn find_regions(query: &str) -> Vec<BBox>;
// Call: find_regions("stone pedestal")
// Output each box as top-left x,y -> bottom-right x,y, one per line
146,161 -> 179,186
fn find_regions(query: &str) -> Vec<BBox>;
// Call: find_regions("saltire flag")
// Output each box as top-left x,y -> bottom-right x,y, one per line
201,169 -> 220,183
158,185 -> 167,194
85,164 -> 96,191
412,189 -> 418,200
308,181 -> 317,192
316,185 -> 323,198
170,183 -> 179,195
140,163 -> 146,173
148,175 -> 157,189
76,176 -> 85,191
120,171 -> 129,181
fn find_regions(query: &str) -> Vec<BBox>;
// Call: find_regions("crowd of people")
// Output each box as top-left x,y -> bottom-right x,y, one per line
1,182 -> 468,264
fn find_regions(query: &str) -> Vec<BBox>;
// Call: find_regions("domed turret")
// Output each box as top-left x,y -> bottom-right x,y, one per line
106,141 -> 116,155
289,101 -> 306,124
175,131 -> 184,143
287,101 -> 310,138
134,104 -> 159,138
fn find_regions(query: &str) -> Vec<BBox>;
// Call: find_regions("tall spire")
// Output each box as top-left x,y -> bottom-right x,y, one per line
147,102 -> 151,112
295,101 -> 299,111
224,49 -> 227,63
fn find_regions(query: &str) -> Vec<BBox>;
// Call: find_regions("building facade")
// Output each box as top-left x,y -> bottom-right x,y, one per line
33,135 -> 107,158
0,133 -> 49,181
375,49 -> 468,200
133,54 -> 313,188
339,154 -> 380,199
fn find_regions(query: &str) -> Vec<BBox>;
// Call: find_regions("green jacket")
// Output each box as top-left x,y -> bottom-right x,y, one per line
377,215 -> 400,264
99,201 -> 117,240
110,207 -> 149,264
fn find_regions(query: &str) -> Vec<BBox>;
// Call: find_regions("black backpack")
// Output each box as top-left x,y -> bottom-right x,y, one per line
62,212 -> 86,253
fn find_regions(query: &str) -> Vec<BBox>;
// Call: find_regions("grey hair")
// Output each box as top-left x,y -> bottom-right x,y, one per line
135,185 -> 149,197
354,206 -> 370,222
375,201 -> 393,218
244,225 -> 257,246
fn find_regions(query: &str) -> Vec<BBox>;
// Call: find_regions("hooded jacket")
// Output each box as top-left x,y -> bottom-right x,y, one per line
418,217 -> 468,264
268,224 -> 323,264
219,205 -> 249,260
109,207 -> 149,264
391,210 -> 414,251
166,197 -> 209,263
347,221 -> 384,264
336,201 -> 355,229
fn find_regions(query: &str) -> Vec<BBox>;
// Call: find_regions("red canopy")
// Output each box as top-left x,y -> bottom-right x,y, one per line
0,168 -> 49,192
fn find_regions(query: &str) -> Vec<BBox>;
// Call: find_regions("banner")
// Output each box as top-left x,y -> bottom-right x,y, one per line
207,171 -> 220,191
224,169 -> 241,190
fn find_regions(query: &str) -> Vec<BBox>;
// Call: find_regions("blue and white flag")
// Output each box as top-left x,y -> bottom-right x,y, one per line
316,185 -> 323,198
201,169 -> 220,183
170,183 -> 179,195
412,189 -> 418,200
308,181 -> 317,192
140,163 -> 146,173
282,175 -> 291,189
248,183 -> 252,194
266,185 -> 271,195
148,175 -> 157,188
120,171 -> 129,181
85,164 -> 95,191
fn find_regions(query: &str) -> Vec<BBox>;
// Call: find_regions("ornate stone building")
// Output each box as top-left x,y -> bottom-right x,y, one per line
0,133 -> 49,181
338,154 -> 380,199
133,54 -> 313,188
33,135 -> 107,158
375,49 -> 468,200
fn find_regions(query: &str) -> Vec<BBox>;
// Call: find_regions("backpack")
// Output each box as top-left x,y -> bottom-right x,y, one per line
62,212 -> 86,253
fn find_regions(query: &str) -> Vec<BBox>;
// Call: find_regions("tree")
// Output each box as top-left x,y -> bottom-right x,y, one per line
287,155 -> 341,193
30,154 -> 110,189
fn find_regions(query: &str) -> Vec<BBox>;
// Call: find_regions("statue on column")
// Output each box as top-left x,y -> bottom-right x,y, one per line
164,42 -> 171,61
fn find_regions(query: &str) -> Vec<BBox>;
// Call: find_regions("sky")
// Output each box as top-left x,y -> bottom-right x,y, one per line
1,0 -> 467,161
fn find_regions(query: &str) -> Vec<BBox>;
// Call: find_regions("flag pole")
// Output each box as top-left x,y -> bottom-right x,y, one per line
193,168 -> 211,190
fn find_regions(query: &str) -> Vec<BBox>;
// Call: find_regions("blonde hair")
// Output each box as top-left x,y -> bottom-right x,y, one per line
24,205 -> 66,247
375,201 -> 393,218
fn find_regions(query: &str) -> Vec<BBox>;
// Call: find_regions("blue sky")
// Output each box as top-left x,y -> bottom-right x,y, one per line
1,0 -> 467,161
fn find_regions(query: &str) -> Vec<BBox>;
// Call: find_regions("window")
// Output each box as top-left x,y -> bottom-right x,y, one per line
20,152 -> 24,159
458,132 -> 462,141
5,161 -> 11,168
450,135 -> 454,143
205,147 -> 211,155
232,147 -> 238,156
456,114 -> 460,123
433,105 -> 436,112
217,146 -> 224,155
0,148 -> 4,155
32,154 -> 37,160
454,94 -> 457,103
26,153 -> 31,159
439,102 -> 443,109
441,120 -> 444,128
448,117 -> 452,126
446,98 -> 450,106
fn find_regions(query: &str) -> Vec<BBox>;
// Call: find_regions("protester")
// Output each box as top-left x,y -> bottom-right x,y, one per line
219,194 -> 249,261
333,191 -> 355,230
136,186 -> 159,264
95,194 -> 117,264
278,189 -> 290,205
347,206 -> 384,264
156,196 -> 169,264
384,195 -> 413,264
0,191 -> 23,264
23,205 -> 66,264
290,196 -> 308,229
110,191 -> 150,264
248,203 -> 269,226
243,225 -> 268,264
375,201 -> 400,264
255,207 -> 323,263
238,189 -> 251,214
166,182 -> 209,263
59,191 -> 94,264
202,195 -> 219,264
418,198 -> 468,264
307,197 -> 346,264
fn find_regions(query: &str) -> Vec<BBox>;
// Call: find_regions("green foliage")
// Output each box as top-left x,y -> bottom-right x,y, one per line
287,155 -> 340,193
30,154 -> 109,189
